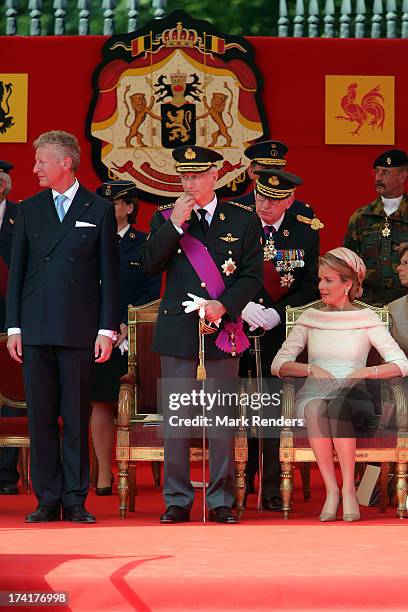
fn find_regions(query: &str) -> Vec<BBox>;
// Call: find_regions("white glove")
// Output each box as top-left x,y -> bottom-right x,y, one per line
182,293 -> 208,319
118,338 -> 129,355
182,293 -> 221,326
241,301 -> 267,331
262,308 -> 281,331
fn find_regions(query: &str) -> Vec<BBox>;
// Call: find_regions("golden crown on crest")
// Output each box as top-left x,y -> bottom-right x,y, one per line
162,21 -> 198,48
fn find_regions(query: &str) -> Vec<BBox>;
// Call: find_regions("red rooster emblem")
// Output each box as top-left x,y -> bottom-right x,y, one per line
335,83 -> 385,136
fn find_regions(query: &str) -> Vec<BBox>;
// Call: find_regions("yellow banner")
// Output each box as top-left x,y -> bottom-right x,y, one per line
325,75 -> 394,145
0,74 -> 28,143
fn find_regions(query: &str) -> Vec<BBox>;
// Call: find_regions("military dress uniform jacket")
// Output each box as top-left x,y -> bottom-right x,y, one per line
0,200 -> 17,330
6,185 -> 119,348
344,194 -> 408,306
119,228 -> 161,323
241,210 -> 320,376
232,190 -> 315,218
140,199 -> 263,360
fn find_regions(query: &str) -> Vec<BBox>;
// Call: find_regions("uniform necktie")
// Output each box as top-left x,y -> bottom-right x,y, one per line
197,208 -> 210,235
54,194 -> 67,222
264,225 -> 276,239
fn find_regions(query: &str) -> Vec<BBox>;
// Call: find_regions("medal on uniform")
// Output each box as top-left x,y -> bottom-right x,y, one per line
264,238 -> 277,262
382,218 -> 391,237
221,257 -> 237,276
280,272 -> 294,288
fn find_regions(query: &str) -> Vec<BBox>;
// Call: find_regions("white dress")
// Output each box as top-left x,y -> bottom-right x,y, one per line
271,308 -> 408,418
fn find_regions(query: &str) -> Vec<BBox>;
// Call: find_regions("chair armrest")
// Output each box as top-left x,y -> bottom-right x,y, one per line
390,379 -> 408,437
281,378 -> 296,420
117,383 -> 134,428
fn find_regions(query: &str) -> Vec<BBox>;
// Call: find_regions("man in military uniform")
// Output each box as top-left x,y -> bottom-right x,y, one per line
344,149 -> 408,306
240,169 -> 321,510
141,145 -> 263,524
0,161 -> 19,495
233,140 -> 314,218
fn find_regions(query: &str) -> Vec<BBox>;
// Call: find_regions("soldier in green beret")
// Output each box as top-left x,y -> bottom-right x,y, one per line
344,149 -> 408,306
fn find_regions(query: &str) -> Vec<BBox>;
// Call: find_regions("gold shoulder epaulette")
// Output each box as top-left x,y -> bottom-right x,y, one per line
296,214 -> 324,231
157,203 -> 175,211
228,201 -> 253,212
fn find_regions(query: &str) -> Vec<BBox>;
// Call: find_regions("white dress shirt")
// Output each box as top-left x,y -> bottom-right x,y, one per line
172,194 -> 218,234
0,198 -> 6,229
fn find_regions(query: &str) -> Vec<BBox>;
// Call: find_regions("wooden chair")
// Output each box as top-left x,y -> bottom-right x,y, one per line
279,300 -> 408,519
116,300 -> 248,518
0,333 -> 30,492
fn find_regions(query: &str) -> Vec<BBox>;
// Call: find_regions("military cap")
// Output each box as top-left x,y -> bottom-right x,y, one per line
0,160 -> 13,174
244,140 -> 288,168
96,180 -> 139,200
255,169 -> 303,200
172,145 -> 223,173
373,149 -> 408,168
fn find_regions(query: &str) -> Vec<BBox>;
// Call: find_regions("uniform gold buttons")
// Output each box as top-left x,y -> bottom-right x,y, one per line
177,249 -> 182,254
201,282 -> 206,288
164,309 -> 168,314
259,298 -> 264,304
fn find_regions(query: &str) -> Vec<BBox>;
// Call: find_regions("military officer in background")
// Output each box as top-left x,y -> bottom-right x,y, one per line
0,160 -> 20,495
240,169 -> 321,510
141,145 -> 263,524
344,148 -> 408,306
233,140 -> 314,218
91,180 -> 161,495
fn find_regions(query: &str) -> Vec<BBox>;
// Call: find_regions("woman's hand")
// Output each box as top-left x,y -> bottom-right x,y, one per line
114,323 -> 128,348
308,364 -> 336,379
308,364 -> 337,393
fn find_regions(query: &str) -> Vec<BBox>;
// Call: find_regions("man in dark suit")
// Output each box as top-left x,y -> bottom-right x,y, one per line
0,160 -> 20,495
240,169 -> 321,510
6,131 -> 119,523
233,140 -> 315,219
141,145 -> 263,524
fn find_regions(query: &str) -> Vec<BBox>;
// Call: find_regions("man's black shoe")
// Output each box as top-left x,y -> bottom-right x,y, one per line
25,505 -> 60,523
62,505 -> 96,523
262,496 -> 283,512
0,483 -> 19,495
208,506 -> 238,524
160,505 -> 190,523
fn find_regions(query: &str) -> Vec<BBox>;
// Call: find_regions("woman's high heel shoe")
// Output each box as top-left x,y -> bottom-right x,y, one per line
343,512 -> 360,522
319,497 -> 340,522
96,473 -> 114,496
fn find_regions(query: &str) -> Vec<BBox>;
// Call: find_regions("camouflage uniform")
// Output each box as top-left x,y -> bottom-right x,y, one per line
344,193 -> 408,306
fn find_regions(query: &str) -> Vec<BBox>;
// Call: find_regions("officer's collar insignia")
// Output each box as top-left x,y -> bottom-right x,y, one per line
9,217 -> 15,225
129,232 -> 136,239
219,212 -> 225,221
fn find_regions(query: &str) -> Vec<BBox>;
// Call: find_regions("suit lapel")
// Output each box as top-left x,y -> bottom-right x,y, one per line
206,201 -> 230,244
45,184 -> 95,254
38,190 -> 60,230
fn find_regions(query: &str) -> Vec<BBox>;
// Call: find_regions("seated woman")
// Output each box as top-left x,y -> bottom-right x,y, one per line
91,181 -> 161,494
271,247 -> 408,522
388,242 -> 408,356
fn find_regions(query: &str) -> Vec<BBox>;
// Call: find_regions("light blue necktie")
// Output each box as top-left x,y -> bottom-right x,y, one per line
54,194 -> 67,222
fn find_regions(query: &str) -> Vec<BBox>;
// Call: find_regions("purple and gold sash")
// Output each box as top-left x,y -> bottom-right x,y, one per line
161,208 -> 249,355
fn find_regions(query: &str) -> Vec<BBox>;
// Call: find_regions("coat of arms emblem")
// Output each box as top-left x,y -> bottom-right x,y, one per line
87,10 -> 269,201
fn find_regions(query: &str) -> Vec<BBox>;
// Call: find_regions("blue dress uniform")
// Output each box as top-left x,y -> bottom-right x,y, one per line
0,159 -> 20,494
140,145 -> 263,523
0,197 -> 19,493
239,169 -> 321,505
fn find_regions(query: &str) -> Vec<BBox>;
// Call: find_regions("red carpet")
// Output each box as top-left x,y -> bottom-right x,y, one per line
0,465 -> 407,611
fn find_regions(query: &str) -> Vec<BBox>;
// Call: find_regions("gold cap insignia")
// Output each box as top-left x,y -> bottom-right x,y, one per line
268,176 -> 279,186
387,157 -> 391,165
184,148 -> 196,160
